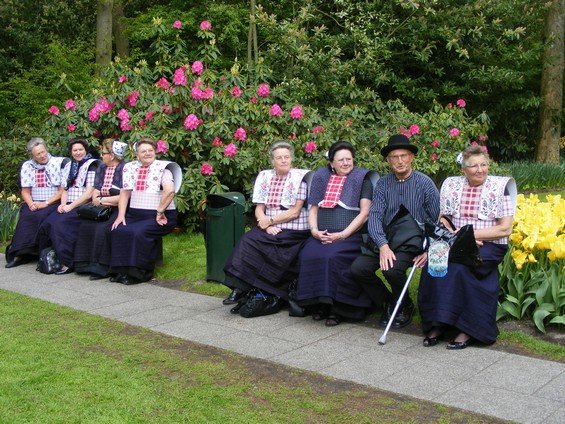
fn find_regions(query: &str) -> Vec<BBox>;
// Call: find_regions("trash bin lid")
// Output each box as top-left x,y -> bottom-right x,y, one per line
207,192 -> 246,208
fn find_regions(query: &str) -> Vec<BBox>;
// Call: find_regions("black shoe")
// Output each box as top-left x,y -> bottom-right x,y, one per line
109,274 -> 124,282
447,336 -> 474,350
121,275 -> 141,285
379,304 -> 393,328
223,288 -> 247,305
89,274 -> 106,281
391,302 -> 414,329
5,256 -> 26,268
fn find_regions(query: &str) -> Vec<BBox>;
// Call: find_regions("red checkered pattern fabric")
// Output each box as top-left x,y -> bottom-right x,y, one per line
450,186 -> 514,244
100,166 -> 116,196
319,175 -> 347,208
135,166 -> 150,191
35,169 -> 47,187
130,169 -> 175,210
264,181 -> 309,230
266,175 -> 287,208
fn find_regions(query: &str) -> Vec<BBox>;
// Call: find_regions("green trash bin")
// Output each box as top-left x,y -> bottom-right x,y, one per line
205,192 -> 246,283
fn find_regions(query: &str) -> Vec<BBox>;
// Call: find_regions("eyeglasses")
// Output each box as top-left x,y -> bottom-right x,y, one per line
387,153 -> 411,162
465,163 -> 489,171
101,151 -> 111,155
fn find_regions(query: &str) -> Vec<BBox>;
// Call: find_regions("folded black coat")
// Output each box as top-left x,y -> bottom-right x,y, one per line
424,221 -> 482,267
385,204 -> 425,253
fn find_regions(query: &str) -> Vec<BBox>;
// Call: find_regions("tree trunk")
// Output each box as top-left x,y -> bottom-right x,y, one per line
536,0 -> 564,163
113,0 -> 129,58
96,0 -> 114,75
247,0 -> 258,70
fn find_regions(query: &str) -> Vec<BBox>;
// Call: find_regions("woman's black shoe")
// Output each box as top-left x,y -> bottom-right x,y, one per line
5,256 -> 27,268
446,338 -> 474,350
423,336 -> 440,347
89,274 -> 106,281
223,288 -> 246,305
109,274 -> 124,282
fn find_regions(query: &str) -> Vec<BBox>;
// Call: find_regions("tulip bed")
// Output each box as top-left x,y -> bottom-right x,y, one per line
497,194 -> 565,333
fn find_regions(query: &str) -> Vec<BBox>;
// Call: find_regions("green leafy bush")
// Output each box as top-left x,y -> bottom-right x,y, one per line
507,161 -> 565,191
39,18 -> 489,230
0,197 -> 19,244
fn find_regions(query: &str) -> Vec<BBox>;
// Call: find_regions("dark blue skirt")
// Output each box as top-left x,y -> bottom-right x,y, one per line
109,208 -> 177,280
73,209 -> 118,276
296,232 -> 372,319
224,226 -> 310,299
38,209 -> 83,267
418,242 -> 508,344
7,203 -> 58,259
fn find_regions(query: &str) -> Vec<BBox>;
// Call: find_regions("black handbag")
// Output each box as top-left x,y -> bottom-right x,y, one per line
76,203 -> 112,221
424,220 -> 482,267
36,247 -> 62,274
238,290 -> 283,318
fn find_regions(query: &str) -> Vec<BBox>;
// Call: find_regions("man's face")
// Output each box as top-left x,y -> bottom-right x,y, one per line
386,148 -> 414,177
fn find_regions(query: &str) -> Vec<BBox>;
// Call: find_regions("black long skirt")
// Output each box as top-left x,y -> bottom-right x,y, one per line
37,209 -> 83,267
109,208 -> 177,281
418,242 -> 508,344
296,232 -> 372,319
7,203 -> 58,260
73,209 -> 118,276
224,226 -> 310,300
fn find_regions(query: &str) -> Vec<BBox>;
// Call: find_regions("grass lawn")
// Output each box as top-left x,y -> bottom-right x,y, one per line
0,289 -> 504,423
157,232 -> 565,362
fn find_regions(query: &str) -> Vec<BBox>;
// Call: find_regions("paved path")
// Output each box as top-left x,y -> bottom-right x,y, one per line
1,261 -> 563,423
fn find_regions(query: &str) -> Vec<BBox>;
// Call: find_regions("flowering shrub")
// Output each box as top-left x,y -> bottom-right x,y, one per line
498,194 -> 565,332
39,18 -> 491,230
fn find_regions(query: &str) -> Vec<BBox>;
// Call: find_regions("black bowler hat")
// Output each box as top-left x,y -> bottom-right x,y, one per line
380,134 -> 418,157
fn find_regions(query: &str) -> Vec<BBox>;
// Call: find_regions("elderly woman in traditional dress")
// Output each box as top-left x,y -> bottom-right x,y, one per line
38,138 -> 99,274
296,140 -> 374,326
109,138 -> 180,285
418,145 -> 517,349
73,139 -> 128,280
5,138 -> 63,268
222,141 -> 310,312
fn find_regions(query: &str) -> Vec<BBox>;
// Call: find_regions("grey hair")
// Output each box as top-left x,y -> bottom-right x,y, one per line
269,140 -> 294,160
461,145 -> 489,168
27,137 -> 47,154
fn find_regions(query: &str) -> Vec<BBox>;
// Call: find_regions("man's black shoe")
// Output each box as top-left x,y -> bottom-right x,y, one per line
379,304 -> 392,328
5,256 -> 28,268
223,288 -> 246,305
391,302 -> 415,328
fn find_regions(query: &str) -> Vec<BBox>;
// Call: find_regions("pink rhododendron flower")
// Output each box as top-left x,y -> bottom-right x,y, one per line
203,88 -> 214,99
67,123 -> 76,132
138,120 -> 146,128
257,83 -> 270,98
481,145 -> 488,152
449,127 -> 460,138
200,20 -> 212,31
98,97 -> 113,112
65,99 -> 76,110
478,134 -> 488,142
409,124 -> 420,135
447,102 -> 453,108
249,96 -> 258,104
191,61 -> 204,75
431,139 -> 440,148
223,143 -> 237,158
289,133 -> 297,140
156,77 -> 170,90
145,110 -> 155,121
126,91 -> 140,107
118,75 -> 128,84
456,98 -> 466,108
156,139 -> 169,154
269,104 -> 283,117
200,162 -> 214,175
399,127 -> 412,138
191,86 -> 204,100
48,105 -> 60,115
312,125 -> 324,134
431,153 -> 438,162
290,105 -> 303,120
161,104 -> 172,115
173,67 -> 187,86
173,20 -> 182,29
184,114 -> 202,130
212,137 -> 223,147
233,127 -> 247,141
231,86 -> 242,98
304,141 -> 317,154
120,121 -> 133,132
88,108 -> 100,122
117,108 -> 129,121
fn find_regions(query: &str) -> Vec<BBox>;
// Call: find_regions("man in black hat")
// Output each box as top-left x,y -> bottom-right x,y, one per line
351,134 -> 440,328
